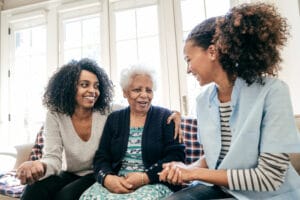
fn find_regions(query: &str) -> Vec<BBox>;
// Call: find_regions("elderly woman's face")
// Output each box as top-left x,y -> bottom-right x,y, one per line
124,74 -> 153,115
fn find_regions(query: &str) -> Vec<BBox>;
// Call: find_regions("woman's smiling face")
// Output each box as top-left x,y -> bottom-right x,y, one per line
75,70 -> 100,110
184,40 -> 217,86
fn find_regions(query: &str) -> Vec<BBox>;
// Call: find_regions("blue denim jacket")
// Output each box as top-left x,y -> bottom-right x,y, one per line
196,77 -> 300,199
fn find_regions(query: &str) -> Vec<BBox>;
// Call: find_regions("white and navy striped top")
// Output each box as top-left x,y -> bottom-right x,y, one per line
218,102 -> 290,192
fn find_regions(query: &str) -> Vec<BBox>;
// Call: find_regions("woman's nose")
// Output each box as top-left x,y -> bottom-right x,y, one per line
88,86 -> 96,93
187,64 -> 192,74
140,90 -> 148,97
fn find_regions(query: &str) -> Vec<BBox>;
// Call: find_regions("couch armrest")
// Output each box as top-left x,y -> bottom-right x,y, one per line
13,143 -> 34,169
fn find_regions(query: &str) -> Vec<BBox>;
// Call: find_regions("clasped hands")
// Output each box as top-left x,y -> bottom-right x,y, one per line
16,160 -> 45,185
104,172 -> 149,194
158,161 -> 191,185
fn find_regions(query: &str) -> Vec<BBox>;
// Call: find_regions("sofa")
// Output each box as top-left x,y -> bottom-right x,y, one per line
0,115 -> 299,200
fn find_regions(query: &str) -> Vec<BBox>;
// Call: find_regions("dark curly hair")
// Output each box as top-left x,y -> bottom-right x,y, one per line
187,3 -> 289,85
43,58 -> 113,116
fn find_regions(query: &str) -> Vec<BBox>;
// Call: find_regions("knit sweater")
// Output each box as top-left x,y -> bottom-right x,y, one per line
40,111 -> 108,178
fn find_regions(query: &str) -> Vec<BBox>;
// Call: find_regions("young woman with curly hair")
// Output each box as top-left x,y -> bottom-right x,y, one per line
15,58 -> 181,200
159,3 -> 300,199
15,58 -> 114,200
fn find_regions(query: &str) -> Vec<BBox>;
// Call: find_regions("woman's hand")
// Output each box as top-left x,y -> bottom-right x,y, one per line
125,172 -> 149,189
104,174 -> 134,194
159,161 -> 190,185
16,160 -> 45,185
167,111 -> 183,143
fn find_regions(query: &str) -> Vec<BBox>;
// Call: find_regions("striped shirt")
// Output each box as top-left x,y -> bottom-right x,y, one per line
217,102 -> 232,166
218,102 -> 290,192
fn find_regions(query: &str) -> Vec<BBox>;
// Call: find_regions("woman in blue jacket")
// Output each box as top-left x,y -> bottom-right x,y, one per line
80,65 -> 185,199
159,3 -> 300,200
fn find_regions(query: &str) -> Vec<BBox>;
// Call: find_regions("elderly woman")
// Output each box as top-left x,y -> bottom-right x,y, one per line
80,65 -> 185,200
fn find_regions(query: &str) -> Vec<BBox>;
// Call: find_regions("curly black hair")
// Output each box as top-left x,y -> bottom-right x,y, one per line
187,3 -> 289,85
43,58 -> 113,116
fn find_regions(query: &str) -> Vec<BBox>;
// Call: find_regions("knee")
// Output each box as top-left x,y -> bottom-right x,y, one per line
21,184 -> 48,200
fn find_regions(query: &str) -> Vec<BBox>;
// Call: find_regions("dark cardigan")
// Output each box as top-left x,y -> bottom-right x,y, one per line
93,106 -> 185,191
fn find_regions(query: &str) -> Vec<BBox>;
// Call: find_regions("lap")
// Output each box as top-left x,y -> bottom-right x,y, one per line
21,172 -> 95,200
80,183 -> 173,200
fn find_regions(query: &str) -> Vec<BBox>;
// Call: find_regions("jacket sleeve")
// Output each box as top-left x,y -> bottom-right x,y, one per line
93,113 -> 116,185
145,109 -> 185,185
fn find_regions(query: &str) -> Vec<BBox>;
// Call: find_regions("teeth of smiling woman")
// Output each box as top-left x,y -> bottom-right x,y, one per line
84,96 -> 95,100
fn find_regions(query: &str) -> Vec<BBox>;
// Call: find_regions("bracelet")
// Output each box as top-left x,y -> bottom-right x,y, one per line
141,173 -> 145,185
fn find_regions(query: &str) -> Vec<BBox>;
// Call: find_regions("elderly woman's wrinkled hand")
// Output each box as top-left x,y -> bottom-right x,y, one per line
104,174 -> 134,194
16,160 -> 45,185
167,111 -> 183,143
125,172 -> 149,189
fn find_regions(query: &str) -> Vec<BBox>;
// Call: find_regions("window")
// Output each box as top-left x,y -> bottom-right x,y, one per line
110,1 -> 163,106
58,1 -> 102,65
61,15 -> 101,64
7,20 -> 47,146
177,0 -> 230,116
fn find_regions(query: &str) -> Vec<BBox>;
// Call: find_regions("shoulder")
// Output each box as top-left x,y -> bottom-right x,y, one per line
240,77 -> 290,97
149,105 -> 172,116
196,83 -> 216,104
93,111 -> 108,125
46,111 -> 69,121
107,107 -> 129,121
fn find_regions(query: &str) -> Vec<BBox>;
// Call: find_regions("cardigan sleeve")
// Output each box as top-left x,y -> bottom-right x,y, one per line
144,107 -> 185,186
93,113 -> 116,185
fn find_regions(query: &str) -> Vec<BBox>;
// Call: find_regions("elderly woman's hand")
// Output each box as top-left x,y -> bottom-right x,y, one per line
16,160 -> 45,185
167,111 -> 183,143
125,172 -> 150,189
104,174 -> 134,194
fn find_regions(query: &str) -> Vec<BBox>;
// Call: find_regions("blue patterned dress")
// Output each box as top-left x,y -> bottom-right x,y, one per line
80,127 -> 173,200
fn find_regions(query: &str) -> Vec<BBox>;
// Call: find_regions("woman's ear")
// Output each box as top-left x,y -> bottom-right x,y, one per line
123,90 -> 128,98
208,45 -> 217,60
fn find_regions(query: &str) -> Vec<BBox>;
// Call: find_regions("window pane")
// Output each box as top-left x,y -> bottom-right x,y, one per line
62,15 -> 101,63
116,40 -> 138,72
115,10 -> 136,40
136,5 -> 158,37
8,25 -> 47,146
64,48 -> 81,62
64,21 -> 81,49
114,4 -> 162,106
82,45 -> 101,64
180,0 -> 230,116
181,0 -> 205,33
206,0 -> 230,17
82,17 -> 100,45
138,36 -> 160,69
